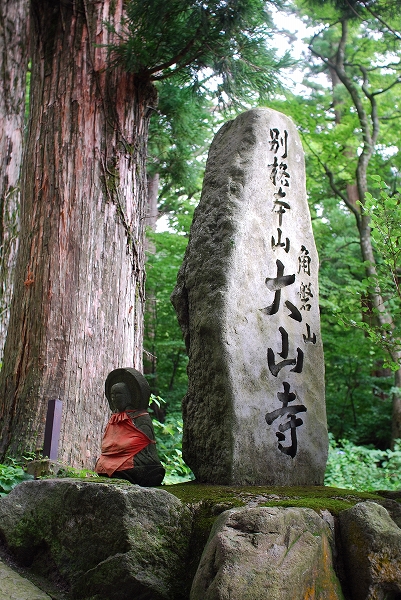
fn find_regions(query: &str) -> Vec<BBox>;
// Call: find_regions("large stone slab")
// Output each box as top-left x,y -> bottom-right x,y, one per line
0,479 -> 192,600
190,506 -> 344,600
172,107 -> 328,485
339,501 -> 401,600
0,559 -> 52,600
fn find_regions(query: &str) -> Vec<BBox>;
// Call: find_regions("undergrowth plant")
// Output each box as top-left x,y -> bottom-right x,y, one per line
153,414 -> 194,485
325,434 -> 401,491
0,463 -> 33,497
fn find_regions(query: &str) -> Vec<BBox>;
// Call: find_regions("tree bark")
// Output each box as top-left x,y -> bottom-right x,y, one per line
0,0 -> 157,467
0,0 -> 30,358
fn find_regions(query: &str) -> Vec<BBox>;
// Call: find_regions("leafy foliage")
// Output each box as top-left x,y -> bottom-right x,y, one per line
0,463 -> 33,497
52,466 -> 99,479
325,435 -> 401,490
364,178 -> 401,313
143,1 -> 401,457
147,81 -> 215,221
108,0 -> 292,105
144,230 -> 189,411
153,415 -> 194,484
337,178 -> 401,370
270,1 -> 401,445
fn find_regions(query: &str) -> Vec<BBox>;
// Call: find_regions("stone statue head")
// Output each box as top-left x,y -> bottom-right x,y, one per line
105,368 -> 151,413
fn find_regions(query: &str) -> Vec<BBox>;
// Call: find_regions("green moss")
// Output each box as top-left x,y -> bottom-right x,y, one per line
59,476 -> 133,487
259,498 -> 356,515
164,482 -> 383,515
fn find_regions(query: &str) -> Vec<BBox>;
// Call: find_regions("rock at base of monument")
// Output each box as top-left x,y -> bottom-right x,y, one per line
339,501 -> 401,600
0,479 -> 192,600
110,465 -> 165,487
190,505 -> 344,600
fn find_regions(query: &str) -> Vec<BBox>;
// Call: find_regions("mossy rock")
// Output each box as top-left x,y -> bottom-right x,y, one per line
0,479 -> 399,600
164,481 -> 386,515
162,481 -> 397,588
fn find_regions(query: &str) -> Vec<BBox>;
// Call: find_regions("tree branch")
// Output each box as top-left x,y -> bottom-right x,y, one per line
150,48 -> 205,81
301,134 -> 361,223
371,77 -> 401,97
146,33 -> 199,76
360,0 -> 401,41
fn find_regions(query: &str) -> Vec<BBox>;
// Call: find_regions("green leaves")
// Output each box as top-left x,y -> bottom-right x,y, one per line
107,0 -> 293,105
0,463 -> 33,497
153,415 -> 194,484
325,435 -> 401,491
363,178 -> 401,289
144,230 -> 189,410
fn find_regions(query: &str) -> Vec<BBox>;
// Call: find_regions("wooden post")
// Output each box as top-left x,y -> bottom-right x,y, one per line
43,399 -> 63,460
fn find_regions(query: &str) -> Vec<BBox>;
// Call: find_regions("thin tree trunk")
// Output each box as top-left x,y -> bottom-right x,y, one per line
145,172 -> 160,233
357,213 -> 401,443
0,0 -> 30,358
143,172 -> 159,391
315,18 -> 401,444
0,0 -> 156,467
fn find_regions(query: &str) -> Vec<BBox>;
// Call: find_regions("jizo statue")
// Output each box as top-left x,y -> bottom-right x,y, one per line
95,368 -> 165,487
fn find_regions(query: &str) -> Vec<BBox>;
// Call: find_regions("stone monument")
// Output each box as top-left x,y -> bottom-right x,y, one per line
95,367 -> 165,486
171,107 -> 328,485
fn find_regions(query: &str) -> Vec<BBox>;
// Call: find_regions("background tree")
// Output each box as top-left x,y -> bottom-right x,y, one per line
145,230 -> 190,410
0,0 -> 289,466
0,0 -> 30,357
143,80 -> 215,399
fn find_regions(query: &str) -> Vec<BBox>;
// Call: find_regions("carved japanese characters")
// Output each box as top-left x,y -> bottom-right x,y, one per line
172,108 -> 328,485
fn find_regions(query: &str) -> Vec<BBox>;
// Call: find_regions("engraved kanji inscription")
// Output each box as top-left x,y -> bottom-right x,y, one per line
269,128 -> 288,158
299,282 -> 313,311
260,260 -> 295,316
271,228 -> 290,253
267,327 -> 304,377
273,199 -> 291,226
285,300 -> 302,322
303,323 -> 317,344
298,245 -> 311,276
265,382 -> 307,458
269,156 -> 290,188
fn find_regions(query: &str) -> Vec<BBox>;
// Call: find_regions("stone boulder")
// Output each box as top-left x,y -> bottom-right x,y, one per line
2,480 -> 401,600
339,501 -> 401,600
0,479 -> 192,600
190,506 -> 344,600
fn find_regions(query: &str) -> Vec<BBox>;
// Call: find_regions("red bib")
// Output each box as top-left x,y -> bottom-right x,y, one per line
95,411 -> 154,476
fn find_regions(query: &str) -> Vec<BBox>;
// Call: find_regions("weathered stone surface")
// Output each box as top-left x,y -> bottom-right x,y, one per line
0,479 -> 192,600
0,559 -> 52,600
25,459 -> 67,478
172,107 -> 328,485
339,501 -> 401,600
190,506 -> 344,600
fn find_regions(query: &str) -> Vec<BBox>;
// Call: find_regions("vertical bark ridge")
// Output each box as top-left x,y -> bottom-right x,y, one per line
0,0 -> 30,358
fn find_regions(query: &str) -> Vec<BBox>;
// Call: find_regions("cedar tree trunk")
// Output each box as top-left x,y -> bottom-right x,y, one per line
0,0 -> 30,357
0,0 -> 157,467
